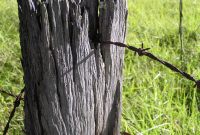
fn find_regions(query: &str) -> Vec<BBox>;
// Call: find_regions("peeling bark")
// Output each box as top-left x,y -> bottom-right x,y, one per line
17,0 -> 127,134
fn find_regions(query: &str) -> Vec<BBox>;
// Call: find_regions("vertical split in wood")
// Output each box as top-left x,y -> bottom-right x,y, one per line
17,0 -> 127,134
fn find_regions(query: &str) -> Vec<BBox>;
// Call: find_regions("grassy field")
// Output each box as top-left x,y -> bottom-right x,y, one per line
0,0 -> 24,134
0,0 -> 200,134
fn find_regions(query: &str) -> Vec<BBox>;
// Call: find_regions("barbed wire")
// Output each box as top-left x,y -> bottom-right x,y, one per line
100,41 -> 200,90
2,88 -> 24,135
0,89 -> 24,100
0,87 -> 24,135
0,40 -> 199,135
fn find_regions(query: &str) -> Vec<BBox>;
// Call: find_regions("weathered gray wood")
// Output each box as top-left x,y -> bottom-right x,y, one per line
17,0 -> 127,134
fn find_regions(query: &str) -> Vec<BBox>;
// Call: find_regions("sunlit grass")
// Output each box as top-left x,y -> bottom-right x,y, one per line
0,0 -> 24,134
0,0 -> 200,134
122,0 -> 200,134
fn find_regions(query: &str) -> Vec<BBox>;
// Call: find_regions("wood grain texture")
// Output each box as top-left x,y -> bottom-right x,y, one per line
17,0 -> 127,134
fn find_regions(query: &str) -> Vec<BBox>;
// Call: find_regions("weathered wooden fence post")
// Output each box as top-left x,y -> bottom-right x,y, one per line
17,0 -> 127,134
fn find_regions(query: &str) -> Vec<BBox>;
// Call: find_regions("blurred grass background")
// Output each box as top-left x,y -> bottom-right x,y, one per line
0,0 -> 24,134
0,0 -> 200,134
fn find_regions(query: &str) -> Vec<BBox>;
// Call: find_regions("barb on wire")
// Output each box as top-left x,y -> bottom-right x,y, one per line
3,88 -> 24,135
100,41 -> 200,90
0,89 -> 17,98
0,89 -> 24,100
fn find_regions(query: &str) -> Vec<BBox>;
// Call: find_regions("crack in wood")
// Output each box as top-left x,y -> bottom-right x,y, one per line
18,0 -> 127,134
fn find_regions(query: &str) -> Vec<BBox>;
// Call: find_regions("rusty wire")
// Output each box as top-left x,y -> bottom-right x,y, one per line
0,40 -> 200,135
0,89 -> 24,100
0,89 -> 18,99
3,88 -> 24,135
100,41 -> 200,90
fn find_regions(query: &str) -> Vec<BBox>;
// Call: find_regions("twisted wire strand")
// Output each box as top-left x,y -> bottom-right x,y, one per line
101,41 -> 200,89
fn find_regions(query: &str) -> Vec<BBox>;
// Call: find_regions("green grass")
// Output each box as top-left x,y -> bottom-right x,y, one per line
0,0 -> 200,134
0,0 -> 24,134
122,0 -> 200,134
